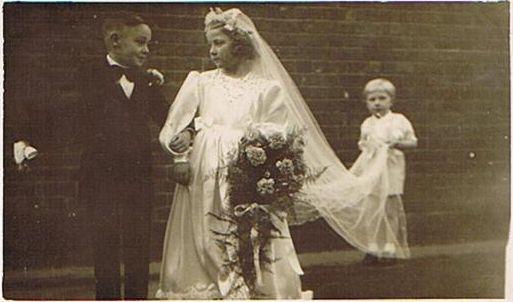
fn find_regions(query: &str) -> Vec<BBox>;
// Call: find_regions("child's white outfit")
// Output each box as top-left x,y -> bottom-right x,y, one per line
360,111 -> 417,195
358,111 -> 417,257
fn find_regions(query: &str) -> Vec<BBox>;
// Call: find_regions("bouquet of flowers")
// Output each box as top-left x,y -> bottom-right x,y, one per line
210,123 -> 324,297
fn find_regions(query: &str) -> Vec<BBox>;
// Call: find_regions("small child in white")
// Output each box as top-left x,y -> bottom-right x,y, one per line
359,78 -> 417,263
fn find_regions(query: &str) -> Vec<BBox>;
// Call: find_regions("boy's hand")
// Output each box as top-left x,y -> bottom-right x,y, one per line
169,131 -> 191,153
171,162 -> 192,185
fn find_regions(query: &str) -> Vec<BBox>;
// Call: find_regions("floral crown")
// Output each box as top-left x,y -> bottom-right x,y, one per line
204,7 -> 255,34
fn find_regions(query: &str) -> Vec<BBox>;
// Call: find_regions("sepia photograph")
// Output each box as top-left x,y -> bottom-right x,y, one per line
2,2 -> 510,300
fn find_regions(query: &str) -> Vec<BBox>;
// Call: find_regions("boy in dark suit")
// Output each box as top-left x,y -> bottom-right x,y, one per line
13,14 -> 192,299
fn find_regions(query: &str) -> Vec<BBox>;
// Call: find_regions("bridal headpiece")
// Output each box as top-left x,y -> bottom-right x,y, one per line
204,7 -> 256,35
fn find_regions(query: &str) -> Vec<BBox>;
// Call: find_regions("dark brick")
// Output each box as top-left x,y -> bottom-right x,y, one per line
35,181 -> 78,198
3,3 -> 509,269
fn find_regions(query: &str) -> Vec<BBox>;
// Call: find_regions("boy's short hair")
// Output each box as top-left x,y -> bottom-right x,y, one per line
102,13 -> 147,37
363,78 -> 396,99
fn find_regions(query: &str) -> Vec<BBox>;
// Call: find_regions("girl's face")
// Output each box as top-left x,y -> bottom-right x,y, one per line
206,28 -> 241,71
365,91 -> 393,117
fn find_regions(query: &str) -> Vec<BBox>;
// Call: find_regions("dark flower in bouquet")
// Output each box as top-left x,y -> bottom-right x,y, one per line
210,123 -> 324,297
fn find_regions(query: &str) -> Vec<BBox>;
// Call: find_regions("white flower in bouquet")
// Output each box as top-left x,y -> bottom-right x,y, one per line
246,146 -> 267,166
276,159 -> 294,175
256,178 -> 275,195
268,132 -> 287,150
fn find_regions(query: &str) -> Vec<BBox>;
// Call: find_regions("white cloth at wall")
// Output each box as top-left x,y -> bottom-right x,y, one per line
14,141 -> 38,165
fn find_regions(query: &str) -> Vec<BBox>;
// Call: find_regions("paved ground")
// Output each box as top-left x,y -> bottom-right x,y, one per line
3,240 -> 507,300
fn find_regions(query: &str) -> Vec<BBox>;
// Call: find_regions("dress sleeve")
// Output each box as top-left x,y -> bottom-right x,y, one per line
253,81 -> 288,126
159,71 -> 201,157
398,114 -> 418,143
357,118 -> 370,150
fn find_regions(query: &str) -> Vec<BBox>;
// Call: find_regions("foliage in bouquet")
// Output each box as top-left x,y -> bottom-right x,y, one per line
210,123 -> 324,297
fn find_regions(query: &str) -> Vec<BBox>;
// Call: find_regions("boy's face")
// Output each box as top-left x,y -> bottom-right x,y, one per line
365,90 -> 393,117
111,24 -> 152,68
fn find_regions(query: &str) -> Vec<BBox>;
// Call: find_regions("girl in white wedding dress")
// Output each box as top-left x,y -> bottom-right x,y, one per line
157,9 -> 305,299
157,8 -> 408,299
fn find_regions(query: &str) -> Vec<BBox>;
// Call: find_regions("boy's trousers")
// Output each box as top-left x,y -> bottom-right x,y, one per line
87,178 -> 152,300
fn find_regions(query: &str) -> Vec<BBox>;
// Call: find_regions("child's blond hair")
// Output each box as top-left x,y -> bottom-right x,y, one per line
363,78 -> 396,100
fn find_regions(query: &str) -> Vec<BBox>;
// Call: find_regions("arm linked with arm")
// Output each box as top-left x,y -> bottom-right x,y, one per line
158,71 -> 201,163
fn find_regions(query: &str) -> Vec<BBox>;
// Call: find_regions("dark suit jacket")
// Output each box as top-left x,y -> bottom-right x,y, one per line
9,58 -> 170,201
76,60 -> 169,193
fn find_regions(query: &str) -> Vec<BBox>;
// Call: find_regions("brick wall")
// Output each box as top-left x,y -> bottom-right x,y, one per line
3,3 -> 509,269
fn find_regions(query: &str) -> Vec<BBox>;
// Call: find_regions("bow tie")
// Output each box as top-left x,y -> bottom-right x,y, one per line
110,65 -> 143,83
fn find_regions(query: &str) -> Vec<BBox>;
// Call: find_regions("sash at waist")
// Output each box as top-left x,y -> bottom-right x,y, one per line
194,117 -> 248,132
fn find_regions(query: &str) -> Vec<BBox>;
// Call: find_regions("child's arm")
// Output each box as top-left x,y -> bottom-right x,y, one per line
390,139 -> 417,150
357,120 -> 368,151
357,134 -> 366,151
389,114 -> 418,151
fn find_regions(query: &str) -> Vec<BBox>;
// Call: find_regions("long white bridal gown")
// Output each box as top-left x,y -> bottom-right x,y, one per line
157,69 -> 306,299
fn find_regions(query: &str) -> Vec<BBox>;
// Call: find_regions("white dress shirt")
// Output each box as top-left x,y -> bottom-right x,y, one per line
107,55 -> 134,99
